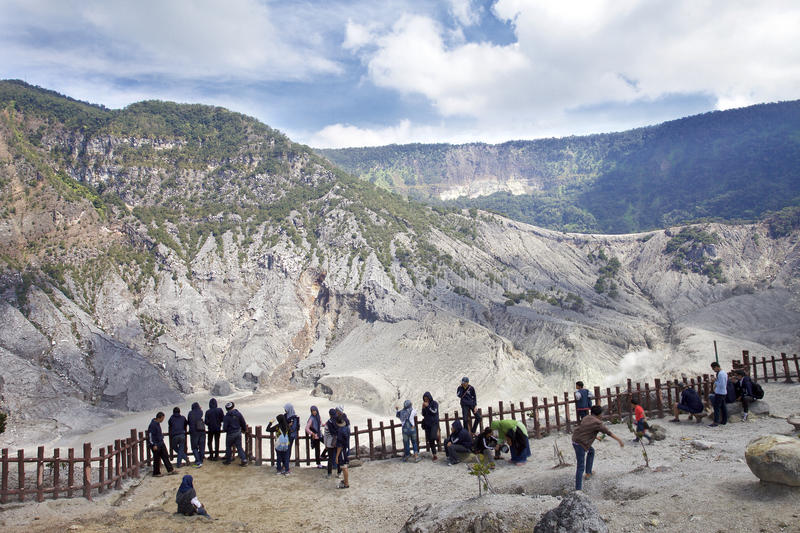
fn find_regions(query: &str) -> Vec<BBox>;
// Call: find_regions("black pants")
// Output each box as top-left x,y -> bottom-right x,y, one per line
207,431 -> 221,459
741,394 -> 752,413
152,443 -> 172,475
424,425 -> 440,454
712,394 -> 728,424
310,438 -> 322,465
326,446 -> 336,474
577,409 -> 589,421
446,443 -> 471,464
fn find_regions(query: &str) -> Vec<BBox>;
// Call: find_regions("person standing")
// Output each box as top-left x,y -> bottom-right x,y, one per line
187,402 -> 205,467
631,398 -> 653,444
204,398 -> 224,461
396,400 -> 421,462
571,405 -> 624,490
266,414 -> 291,475
421,391 -> 441,461
147,412 -> 175,477
284,403 -> 300,467
456,377 -> 478,433
222,401 -> 248,466
709,362 -> 728,427
305,406 -> 325,468
168,407 -> 190,468
324,408 -> 338,479
335,411 -> 350,489
574,381 -> 594,421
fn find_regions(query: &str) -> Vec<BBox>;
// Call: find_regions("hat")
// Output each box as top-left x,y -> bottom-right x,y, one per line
225,401 -> 234,410
461,376 -> 469,383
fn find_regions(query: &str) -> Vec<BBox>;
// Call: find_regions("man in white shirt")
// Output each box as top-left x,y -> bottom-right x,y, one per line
709,362 -> 728,427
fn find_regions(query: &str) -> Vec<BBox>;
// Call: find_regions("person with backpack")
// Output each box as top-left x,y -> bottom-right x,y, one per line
574,381 -> 594,421
266,414 -> 291,475
222,401 -> 248,466
421,391 -> 441,461
284,403 -> 300,466
305,405 -> 325,468
187,402 -> 205,467
456,377 -> 479,433
204,398 -> 224,461
323,408 -> 338,479
395,399 -> 421,463
168,407 -> 190,468
734,370 -> 760,421
147,412 -> 175,477
670,383 -> 705,423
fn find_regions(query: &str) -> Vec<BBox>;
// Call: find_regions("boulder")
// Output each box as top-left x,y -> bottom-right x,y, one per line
648,424 -> 667,441
401,494 -> 547,533
534,491 -> 608,533
727,400 -> 770,417
690,440 -> 714,450
788,414 -> 800,432
745,434 -> 800,487
211,380 -> 233,396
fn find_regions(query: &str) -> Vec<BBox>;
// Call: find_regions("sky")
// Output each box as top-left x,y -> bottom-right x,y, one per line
1,0 -> 799,148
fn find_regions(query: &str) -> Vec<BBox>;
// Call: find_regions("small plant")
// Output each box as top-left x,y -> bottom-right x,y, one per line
552,441 -> 570,468
626,417 -> 649,468
468,455 -> 494,496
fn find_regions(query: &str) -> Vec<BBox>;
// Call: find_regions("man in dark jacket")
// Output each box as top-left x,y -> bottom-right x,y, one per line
421,391 -> 441,461
671,383 -> 705,422
187,402 -> 205,467
733,370 -> 756,421
147,412 -> 175,476
168,407 -> 189,467
204,398 -> 224,460
222,401 -> 248,466
456,377 -> 479,433
445,419 -> 473,465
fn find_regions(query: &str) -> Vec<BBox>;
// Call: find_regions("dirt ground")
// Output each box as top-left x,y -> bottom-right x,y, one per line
1,382 -> 799,533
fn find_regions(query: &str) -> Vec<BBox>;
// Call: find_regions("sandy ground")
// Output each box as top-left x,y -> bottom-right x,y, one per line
1,382 -> 799,533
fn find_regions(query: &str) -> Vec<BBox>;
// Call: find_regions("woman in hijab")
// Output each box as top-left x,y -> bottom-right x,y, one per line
490,419 -> 531,465
395,399 -> 421,462
266,414 -> 291,475
175,475 -> 210,518
284,403 -> 300,465
305,405 -> 326,468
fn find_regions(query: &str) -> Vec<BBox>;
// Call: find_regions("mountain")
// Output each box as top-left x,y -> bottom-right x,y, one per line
1,80 -> 799,446
317,101 -> 800,233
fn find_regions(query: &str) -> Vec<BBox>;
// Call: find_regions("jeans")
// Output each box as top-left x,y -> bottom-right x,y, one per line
402,426 -> 419,457
712,394 -> 728,424
576,409 -> 589,422
171,434 -> 189,466
276,450 -> 289,473
225,431 -> 246,462
190,432 -> 205,465
573,442 -> 595,490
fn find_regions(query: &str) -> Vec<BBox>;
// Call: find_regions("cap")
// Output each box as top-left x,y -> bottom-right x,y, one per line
225,402 -> 234,410
461,376 -> 469,383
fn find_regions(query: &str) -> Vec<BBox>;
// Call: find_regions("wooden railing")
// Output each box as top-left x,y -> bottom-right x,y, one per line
1,350 -> 796,503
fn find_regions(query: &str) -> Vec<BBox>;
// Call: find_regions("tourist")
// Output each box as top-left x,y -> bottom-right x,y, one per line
305,405 -> 325,468
204,398 -> 224,461
266,414 -> 291,475
734,369 -> 756,421
472,426 -> 498,468
456,377 -> 479,433
336,405 -> 351,429
147,412 -> 175,477
324,408 -> 338,478
176,474 -> 211,518
571,405 -> 624,490
445,419 -> 473,465
574,381 -> 594,421
284,403 -> 300,466
335,411 -> 350,489
421,391 -> 441,461
396,399 -> 421,463
168,407 -> 190,467
490,418 -> 531,465
187,402 -> 205,467
222,401 -> 248,466
670,383 -> 704,423
630,398 -> 653,444
709,362 -> 728,426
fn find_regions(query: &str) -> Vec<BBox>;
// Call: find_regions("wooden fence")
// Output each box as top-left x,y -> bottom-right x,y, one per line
1,350 -> 796,503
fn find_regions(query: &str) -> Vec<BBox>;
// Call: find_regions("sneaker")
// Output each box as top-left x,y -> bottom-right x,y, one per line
152,473 -> 163,478
239,461 -> 248,467
669,418 -> 681,423
402,456 -> 408,463
222,460 -> 232,465
167,470 -> 178,476
707,423 -> 719,427
326,474 -> 332,479
432,455 -> 438,461
316,464 -> 326,469
742,413 -> 749,421
193,463 -> 203,468
413,455 -> 421,463
337,482 -> 349,489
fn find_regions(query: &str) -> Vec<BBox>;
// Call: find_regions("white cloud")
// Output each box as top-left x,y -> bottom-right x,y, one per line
448,0 -> 480,27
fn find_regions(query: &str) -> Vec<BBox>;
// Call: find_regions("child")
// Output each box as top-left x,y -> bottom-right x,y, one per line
631,398 -> 653,444
175,475 -> 211,518
266,414 -> 291,475
472,427 -> 498,468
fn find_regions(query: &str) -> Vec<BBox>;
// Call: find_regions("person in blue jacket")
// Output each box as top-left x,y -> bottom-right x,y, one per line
445,419 -> 473,465
147,412 -> 175,476
456,377 -> 479,433
204,398 -> 224,461
168,407 -> 189,467
222,401 -> 248,466
187,402 -> 205,467
421,391 -> 441,461
574,381 -> 594,421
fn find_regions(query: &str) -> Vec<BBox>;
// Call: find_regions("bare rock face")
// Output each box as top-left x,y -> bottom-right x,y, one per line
533,491 -> 609,533
745,434 -> 800,486
401,494 -> 551,533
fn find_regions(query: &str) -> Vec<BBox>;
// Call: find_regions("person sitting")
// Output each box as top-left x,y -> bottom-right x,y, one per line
175,475 -> 211,519
445,419 -> 473,465
670,383 -> 705,423
472,427 -> 498,468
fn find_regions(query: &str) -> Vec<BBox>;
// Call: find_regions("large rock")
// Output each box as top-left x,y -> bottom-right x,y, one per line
727,400 -> 770,417
745,434 -> 800,487
534,491 -> 608,533
648,423 -> 667,441
211,380 -> 233,396
401,494 -> 552,533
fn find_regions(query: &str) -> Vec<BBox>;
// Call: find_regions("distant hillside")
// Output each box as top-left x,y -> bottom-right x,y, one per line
318,101 -> 800,233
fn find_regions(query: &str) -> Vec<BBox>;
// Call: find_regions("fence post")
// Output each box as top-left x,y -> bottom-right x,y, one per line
53,448 -> 61,500
304,435 -> 311,465
379,421 -> 387,458
615,386 -> 622,419
255,426 -> 263,466
771,355 -> 778,381
389,420 -> 398,458
509,402 -> 516,420
542,397 -> 551,433
98,447 -> 105,494
781,353 -> 793,383
794,354 -> 800,378
354,426 -> 360,460
762,357 -> 768,382
593,386 -> 602,407
82,443 -> 92,501
498,401 -> 505,420
115,440 -> 122,490
36,446 -> 44,503
563,392 -> 572,433
67,448 -> 75,498
531,397 -> 541,438
1,448 -> 7,504
643,382 -> 651,412
106,444 -> 113,491
17,449 -> 25,502
131,429 -> 139,477
487,406 -> 493,426
553,396 -> 561,431
654,379 -> 664,418
519,401 -> 527,428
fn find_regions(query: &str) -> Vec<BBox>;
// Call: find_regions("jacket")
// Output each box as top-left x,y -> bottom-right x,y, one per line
679,388 -> 704,413
223,409 -> 246,436
447,419 -> 472,447
204,399 -> 224,432
168,413 -> 188,438
457,384 -> 477,409
187,403 -> 205,435
421,392 -> 440,429
575,388 -> 593,410
147,418 -> 164,447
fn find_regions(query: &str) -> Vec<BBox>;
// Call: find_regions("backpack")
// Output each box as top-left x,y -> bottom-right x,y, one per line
276,432 -> 289,452
752,382 -> 764,400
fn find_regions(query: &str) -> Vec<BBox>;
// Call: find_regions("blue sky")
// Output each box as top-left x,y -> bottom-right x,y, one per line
1,0 -> 799,148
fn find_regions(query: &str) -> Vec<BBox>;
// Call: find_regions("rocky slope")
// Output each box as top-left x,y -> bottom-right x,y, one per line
0,81 -> 799,446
